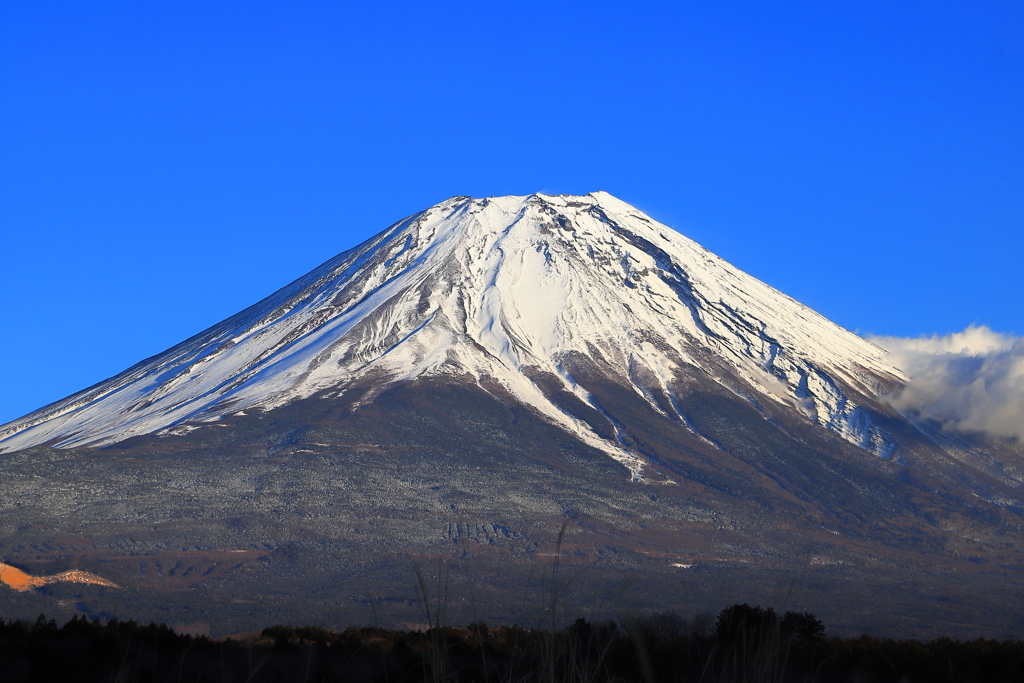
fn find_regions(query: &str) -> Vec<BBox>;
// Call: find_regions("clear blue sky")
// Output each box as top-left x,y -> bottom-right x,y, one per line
2,1 -> 1022,424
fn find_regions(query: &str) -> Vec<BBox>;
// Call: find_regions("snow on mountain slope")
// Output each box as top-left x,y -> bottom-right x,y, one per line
0,192 -> 906,474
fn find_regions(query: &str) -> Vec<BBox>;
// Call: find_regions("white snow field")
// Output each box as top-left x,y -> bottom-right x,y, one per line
0,193 -> 905,475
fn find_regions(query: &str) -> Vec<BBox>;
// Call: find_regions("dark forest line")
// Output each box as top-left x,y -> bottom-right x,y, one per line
2,605 -> 1023,683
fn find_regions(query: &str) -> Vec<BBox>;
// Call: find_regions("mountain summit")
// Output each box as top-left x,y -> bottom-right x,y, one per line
1,192 -> 903,468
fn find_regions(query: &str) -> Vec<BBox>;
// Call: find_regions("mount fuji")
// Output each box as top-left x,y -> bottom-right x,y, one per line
2,192 -> 903,467
2,193 -> 1023,637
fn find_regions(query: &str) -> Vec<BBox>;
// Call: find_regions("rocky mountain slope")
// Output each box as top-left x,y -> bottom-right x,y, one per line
1,192 -> 904,467
2,193 -> 1022,637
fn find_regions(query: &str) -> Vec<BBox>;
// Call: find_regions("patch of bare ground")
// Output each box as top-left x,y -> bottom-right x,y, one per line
0,562 -> 119,592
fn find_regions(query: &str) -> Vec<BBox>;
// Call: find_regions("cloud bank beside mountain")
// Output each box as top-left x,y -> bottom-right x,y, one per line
869,326 -> 1024,441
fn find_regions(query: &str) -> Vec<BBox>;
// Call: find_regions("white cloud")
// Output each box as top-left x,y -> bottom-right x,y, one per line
868,326 -> 1024,441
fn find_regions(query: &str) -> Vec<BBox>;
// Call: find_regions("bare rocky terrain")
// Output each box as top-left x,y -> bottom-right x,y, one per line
3,378 -> 1023,638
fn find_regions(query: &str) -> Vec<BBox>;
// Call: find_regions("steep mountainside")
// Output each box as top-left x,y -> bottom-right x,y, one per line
1,192 -> 904,468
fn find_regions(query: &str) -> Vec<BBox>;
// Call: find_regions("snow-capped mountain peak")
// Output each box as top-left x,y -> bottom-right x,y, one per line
0,192 -> 905,474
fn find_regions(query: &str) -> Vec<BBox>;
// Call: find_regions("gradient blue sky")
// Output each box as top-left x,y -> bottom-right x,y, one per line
2,1 -> 1022,424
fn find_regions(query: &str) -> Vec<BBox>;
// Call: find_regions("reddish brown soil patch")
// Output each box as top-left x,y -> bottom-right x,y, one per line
0,562 -> 119,592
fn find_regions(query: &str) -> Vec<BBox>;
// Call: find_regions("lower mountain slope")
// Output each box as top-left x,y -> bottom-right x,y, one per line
3,374 -> 1023,637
